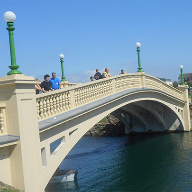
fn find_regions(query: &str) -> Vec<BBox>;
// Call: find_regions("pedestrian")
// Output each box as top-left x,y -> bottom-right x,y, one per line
90,76 -> 94,81
35,83 -> 42,94
120,69 -> 127,75
94,69 -> 102,80
50,72 -> 61,90
41,74 -> 53,93
102,68 -> 111,78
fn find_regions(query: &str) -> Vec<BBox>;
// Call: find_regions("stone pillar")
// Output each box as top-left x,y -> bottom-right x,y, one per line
61,81 -> 68,88
0,74 -> 43,191
61,81 -> 77,89
178,85 -> 191,131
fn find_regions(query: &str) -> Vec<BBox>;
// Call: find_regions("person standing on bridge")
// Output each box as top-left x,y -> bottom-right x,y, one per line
94,69 -> 102,80
41,74 -> 53,93
90,76 -> 94,81
102,68 -> 111,78
119,69 -> 127,75
50,72 -> 61,90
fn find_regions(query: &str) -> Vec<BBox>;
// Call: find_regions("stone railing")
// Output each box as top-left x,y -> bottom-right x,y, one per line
0,103 -> 6,135
36,73 -> 183,122
145,75 -> 183,99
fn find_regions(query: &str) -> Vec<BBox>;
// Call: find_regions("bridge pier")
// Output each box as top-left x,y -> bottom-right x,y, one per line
178,85 -> 191,131
0,75 -> 43,191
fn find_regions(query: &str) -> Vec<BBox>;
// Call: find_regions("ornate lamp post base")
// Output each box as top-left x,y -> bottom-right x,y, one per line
137,68 -> 144,72
7,65 -> 22,75
61,77 -> 67,81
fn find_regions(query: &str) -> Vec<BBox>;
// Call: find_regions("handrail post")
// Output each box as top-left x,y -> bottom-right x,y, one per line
112,78 -> 116,94
70,90 -> 76,109
139,72 -> 146,88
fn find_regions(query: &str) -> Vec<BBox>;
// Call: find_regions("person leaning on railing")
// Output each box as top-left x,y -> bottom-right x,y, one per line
35,83 -> 42,94
41,74 -> 54,93
102,68 -> 111,78
94,69 -> 102,80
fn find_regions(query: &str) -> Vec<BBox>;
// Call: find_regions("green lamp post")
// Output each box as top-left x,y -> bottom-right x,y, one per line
4,11 -> 22,75
136,42 -> 144,72
180,65 -> 185,85
59,54 -> 66,81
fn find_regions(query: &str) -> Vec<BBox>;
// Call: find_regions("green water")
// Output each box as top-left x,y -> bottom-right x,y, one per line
46,132 -> 192,192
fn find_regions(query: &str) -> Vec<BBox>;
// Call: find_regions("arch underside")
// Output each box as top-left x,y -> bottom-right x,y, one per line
40,90 -> 185,188
112,100 -> 184,134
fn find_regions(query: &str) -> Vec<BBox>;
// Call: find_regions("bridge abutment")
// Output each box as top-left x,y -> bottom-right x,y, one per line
0,75 -> 43,192
178,85 -> 191,131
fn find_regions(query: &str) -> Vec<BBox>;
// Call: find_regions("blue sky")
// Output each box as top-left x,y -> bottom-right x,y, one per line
1,0 -> 192,83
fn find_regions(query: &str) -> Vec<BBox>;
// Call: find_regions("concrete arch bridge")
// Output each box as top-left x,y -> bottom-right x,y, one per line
0,72 -> 190,191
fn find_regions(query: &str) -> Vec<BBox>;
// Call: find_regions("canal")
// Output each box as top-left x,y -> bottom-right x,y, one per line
46,132 -> 192,192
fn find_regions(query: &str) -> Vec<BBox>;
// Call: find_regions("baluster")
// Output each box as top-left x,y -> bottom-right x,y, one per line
74,89 -> 78,106
87,86 -> 90,102
79,88 -> 82,105
99,83 -> 102,98
94,85 -> 97,100
62,92 -> 66,111
65,92 -> 69,110
59,93 -> 63,112
68,91 -> 71,109
94,84 -> 97,99
0,108 -> 4,134
77,89 -> 80,106
36,98 -> 40,120
53,95 -> 56,114
104,82 -> 106,96
90,86 -> 93,101
110,80 -> 113,93
50,95 -> 54,115
56,94 -> 60,113
82,88 -> 85,104
40,98 -> 44,119
43,97 -> 47,118
91,85 -> 94,101
47,96 -> 51,117
84,87 -> 87,104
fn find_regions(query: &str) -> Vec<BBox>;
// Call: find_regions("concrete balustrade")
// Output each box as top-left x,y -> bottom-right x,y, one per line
36,72 -> 183,122
0,104 -> 6,134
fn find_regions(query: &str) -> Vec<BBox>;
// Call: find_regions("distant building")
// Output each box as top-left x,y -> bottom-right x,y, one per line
178,73 -> 192,84
158,78 -> 173,86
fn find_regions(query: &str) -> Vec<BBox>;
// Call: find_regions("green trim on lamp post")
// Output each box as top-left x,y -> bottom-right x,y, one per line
59,54 -> 66,81
4,11 -> 22,75
180,65 -> 185,85
136,42 -> 144,72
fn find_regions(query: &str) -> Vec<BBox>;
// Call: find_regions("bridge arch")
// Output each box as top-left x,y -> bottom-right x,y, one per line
40,89 -> 185,188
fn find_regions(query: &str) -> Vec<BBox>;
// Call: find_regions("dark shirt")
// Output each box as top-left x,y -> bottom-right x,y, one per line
41,81 -> 52,92
94,72 -> 102,80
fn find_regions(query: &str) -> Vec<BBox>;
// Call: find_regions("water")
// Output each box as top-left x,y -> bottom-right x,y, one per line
46,132 -> 192,192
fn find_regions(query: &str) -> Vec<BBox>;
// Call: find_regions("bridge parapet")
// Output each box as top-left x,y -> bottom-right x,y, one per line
36,72 -> 184,122
145,75 -> 183,99
0,103 -> 6,135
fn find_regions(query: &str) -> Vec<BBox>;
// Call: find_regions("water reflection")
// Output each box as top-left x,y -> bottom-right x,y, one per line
46,133 -> 192,192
